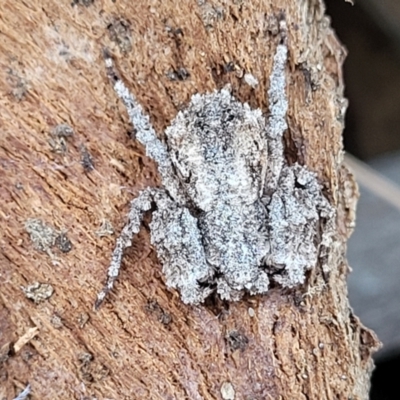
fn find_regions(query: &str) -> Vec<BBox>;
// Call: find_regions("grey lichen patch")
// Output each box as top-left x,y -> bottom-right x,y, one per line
50,314 -> 63,329
25,218 -> 72,255
22,282 -> 54,303
107,18 -> 132,54
96,21 -> 335,308
197,0 -> 225,29
52,124 -> 74,138
6,69 -> 28,101
48,123 -> 74,154
25,219 -> 58,253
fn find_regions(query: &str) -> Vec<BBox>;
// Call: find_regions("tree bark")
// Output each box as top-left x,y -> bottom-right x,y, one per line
0,0 -> 380,399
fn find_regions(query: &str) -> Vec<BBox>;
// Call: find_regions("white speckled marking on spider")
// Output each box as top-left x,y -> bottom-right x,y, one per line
96,23 -> 335,308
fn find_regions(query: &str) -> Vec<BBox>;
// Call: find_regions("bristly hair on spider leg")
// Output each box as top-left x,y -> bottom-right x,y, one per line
95,188 -> 156,309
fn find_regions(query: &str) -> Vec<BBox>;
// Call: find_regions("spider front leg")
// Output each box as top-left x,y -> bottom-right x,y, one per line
263,21 -> 288,194
95,187 -> 158,309
104,51 -> 184,205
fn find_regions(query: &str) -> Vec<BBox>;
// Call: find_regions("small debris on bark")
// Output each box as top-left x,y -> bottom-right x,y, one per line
22,282 -> 54,303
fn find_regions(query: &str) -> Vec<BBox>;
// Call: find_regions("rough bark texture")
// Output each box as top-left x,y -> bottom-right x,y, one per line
0,0 -> 380,399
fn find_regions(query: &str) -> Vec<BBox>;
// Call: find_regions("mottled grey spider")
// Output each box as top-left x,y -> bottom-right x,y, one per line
95,25 -> 334,308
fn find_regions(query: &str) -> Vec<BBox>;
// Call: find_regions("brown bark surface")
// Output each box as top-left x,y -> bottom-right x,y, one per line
0,0 -> 380,399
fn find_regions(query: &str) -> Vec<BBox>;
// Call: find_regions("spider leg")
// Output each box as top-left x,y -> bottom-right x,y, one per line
104,51 -> 184,204
96,185 -> 213,307
95,187 -> 158,309
149,194 -> 214,305
263,21 -> 288,193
